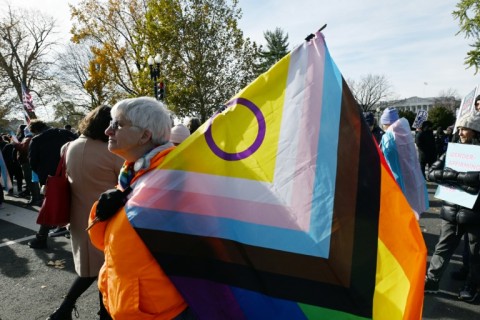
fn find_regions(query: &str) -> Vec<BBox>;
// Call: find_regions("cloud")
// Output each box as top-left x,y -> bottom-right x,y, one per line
9,0 -> 479,100
239,0 -> 478,99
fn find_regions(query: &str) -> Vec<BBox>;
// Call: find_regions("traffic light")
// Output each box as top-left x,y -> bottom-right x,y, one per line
158,81 -> 165,100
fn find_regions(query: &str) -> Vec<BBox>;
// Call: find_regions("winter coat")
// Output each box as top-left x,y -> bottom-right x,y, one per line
434,132 -> 447,156
65,135 -> 123,277
415,129 -> 437,164
428,153 -> 480,225
89,146 -> 187,320
29,128 -> 77,185
371,126 -> 385,144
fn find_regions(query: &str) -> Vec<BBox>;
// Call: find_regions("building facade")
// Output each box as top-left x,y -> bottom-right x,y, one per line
381,96 -> 436,113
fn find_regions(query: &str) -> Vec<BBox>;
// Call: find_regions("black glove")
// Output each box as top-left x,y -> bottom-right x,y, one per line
457,171 -> 480,187
458,184 -> 480,195
95,187 -> 132,221
442,167 -> 459,183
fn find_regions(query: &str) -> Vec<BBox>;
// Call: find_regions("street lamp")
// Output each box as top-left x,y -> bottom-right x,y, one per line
376,107 -> 381,124
147,53 -> 164,100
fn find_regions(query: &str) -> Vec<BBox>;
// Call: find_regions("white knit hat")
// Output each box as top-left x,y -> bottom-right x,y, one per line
170,124 -> 190,144
457,113 -> 480,133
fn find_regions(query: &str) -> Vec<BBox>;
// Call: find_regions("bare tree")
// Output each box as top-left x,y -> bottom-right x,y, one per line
348,74 -> 392,112
55,41 -> 113,110
435,88 -> 460,112
0,5 -> 58,119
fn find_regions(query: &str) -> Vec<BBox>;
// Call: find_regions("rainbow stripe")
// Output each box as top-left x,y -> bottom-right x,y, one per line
127,31 -> 426,319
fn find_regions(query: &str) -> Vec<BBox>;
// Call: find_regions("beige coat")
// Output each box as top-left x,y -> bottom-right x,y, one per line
65,135 -> 123,277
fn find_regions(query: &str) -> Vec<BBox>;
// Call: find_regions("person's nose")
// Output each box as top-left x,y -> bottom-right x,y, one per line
105,126 -> 114,136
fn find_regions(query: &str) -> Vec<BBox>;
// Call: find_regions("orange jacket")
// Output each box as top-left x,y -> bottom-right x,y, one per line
89,147 -> 187,319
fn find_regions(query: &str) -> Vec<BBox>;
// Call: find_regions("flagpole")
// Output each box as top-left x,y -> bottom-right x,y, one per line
29,89 -> 52,120
305,24 -> 327,41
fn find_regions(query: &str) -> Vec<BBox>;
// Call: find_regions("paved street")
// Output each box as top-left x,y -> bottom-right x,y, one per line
0,195 -> 98,320
0,182 -> 478,319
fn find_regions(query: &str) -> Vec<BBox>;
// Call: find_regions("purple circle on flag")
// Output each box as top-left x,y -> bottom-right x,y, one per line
205,98 -> 266,161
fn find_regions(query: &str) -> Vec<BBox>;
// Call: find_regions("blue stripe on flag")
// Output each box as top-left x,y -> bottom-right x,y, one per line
309,45 -> 343,249
128,206 -> 331,258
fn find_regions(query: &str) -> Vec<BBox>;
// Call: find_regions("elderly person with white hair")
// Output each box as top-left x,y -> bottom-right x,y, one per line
88,97 -> 195,320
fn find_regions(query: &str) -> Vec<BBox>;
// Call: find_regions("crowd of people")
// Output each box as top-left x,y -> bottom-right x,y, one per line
364,103 -> 480,304
0,99 -> 197,319
1,96 -> 480,318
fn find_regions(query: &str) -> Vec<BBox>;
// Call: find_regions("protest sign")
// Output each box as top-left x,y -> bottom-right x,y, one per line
434,142 -> 480,208
412,110 -> 428,128
454,87 -> 478,133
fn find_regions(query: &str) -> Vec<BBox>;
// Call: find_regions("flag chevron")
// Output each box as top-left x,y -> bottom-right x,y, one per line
131,36 -> 343,258
128,31 -> 426,319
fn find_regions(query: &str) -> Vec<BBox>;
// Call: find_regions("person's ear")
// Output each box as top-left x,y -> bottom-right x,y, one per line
138,129 -> 152,145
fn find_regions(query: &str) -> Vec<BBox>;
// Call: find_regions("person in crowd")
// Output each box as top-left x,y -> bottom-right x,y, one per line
379,107 -> 429,219
415,120 -> 437,178
12,125 -> 39,200
0,151 -> 4,209
0,141 -> 11,196
363,111 -> 384,144
64,124 -> 79,137
170,123 -> 191,146
2,135 -> 23,195
27,120 -> 77,249
187,117 -> 201,134
475,95 -> 480,112
47,106 -> 123,320
439,125 -> 468,281
88,97 -> 194,319
445,125 -> 454,143
0,135 -> 7,152
0,179 -> 3,209
434,126 -> 447,159
425,113 -> 480,302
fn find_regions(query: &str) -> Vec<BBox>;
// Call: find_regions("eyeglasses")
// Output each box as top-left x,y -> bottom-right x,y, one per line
109,120 -> 122,131
109,120 -> 142,131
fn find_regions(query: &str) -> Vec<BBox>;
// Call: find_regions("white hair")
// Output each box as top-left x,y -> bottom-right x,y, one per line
111,97 -> 171,145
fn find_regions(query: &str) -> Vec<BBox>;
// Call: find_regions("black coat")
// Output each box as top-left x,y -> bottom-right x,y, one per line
371,126 -> 384,144
29,128 -> 77,185
434,133 -> 447,156
428,153 -> 480,225
416,130 -> 437,163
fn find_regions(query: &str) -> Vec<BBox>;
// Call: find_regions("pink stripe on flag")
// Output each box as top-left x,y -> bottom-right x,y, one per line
289,38 -> 326,230
129,187 -> 304,230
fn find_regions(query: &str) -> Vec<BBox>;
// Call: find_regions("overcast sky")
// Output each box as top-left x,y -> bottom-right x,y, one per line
8,0 -> 480,101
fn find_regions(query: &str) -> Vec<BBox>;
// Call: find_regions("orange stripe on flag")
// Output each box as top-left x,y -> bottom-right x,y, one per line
377,163 -> 426,319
